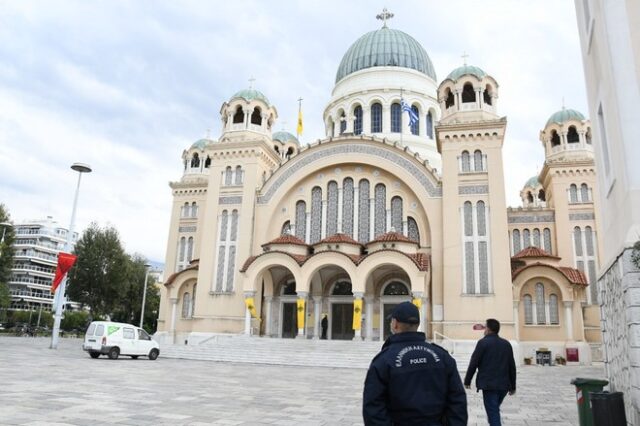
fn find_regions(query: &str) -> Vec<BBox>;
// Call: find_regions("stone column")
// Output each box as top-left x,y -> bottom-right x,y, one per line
564,301 -> 574,341
296,291 -> 308,338
476,88 -> 482,108
243,108 -> 250,128
455,91 -> 461,111
513,301 -> 520,341
265,296 -> 273,337
382,105 -> 390,134
365,296 -> 374,341
313,296 -> 322,340
170,297 -> 178,343
363,107 -> 371,134
353,292 -> 363,341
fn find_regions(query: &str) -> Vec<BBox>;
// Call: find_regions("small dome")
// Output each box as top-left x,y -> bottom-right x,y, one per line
272,131 -> 299,145
445,64 -> 487,82
546,108 -> 585,126
231,88 -> 270,105
524,176 -> 541,189
336,27 -> 437,83
190,138 -> 212,150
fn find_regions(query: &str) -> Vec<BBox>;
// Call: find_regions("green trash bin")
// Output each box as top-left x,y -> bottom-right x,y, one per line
570,377 -> 609,426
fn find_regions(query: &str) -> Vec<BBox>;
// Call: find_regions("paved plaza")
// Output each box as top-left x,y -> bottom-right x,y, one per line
0,337 -> 605,425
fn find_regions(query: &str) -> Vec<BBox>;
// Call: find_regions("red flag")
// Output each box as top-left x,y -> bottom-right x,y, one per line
51,252 -> 77,294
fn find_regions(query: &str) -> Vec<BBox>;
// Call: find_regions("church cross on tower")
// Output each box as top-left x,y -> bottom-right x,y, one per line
461,51 -> 469,66
376,7 -> 394,28
248,76 -> 256,89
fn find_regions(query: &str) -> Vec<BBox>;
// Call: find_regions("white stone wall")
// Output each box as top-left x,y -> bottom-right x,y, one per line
600,247 -> 640,425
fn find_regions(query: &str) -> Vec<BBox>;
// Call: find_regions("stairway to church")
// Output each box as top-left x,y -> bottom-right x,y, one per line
159,336 -> 473,371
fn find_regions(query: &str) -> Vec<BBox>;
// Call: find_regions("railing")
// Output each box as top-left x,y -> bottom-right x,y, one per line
9,277 -> 52,286
433,331 -> 457,354
10,290 -> 55,301
14,250 -> 57,263
12,264 -> 55,274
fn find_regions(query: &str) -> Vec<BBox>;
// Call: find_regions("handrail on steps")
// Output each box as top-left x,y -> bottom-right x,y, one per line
432,331 -> 456,355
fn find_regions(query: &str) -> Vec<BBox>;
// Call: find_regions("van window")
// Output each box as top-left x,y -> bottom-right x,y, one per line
86,323 -> 96,336
95,324 -> 104,336
123,328 -> 135,339
139,330 -> 151,341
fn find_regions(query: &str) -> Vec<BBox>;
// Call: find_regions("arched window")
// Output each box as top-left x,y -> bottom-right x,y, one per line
523,294 -> 533,324
569,184 -> 578,203
282,281 -> 296,295
527,192 -> 534,204
476,201 -> 486,236
191,283 -> 197,318
233,106 -> 244,124
182,292 -> 191,318
580,184 -> 589,202
339,111 -> 346,134
445,89 -> 455,109
285,147 -> 294,159
483,85 -> 493,105
186,237 -> 194,262
536,283 -> 546,324
295,201 -> 306,241
461,151 -> 471,172
543,228 -> 552,253
191,153 -> 200,168
358,179 -> 370,243
342,178 -> 354,236
391,103 -> 402,133
408,217 -> 420,242
410,105 -> 419,135
281,221 -> 291,235
220,211 -> 228,241
533,229 -> 541,248
353,105 -> 363,135
230,210 -> 238,242
332,281 -> 353,295
204,156 -> 211,168
251,107 -> 262,125
426,111 -> 434,139
538,189 -> 546,202
551,130 -> 560,147
549,294 -> 559,324
567,126 -> 579,143
523,229 -> 531,248
463,202 -> 473,237
235,166 -> 243,185
327,181 -> 338,236
462,83 -> 476,103
474,150 -> 483,172
191,202 -> 198,218
225,166 -> 232,186
383,282 -> 409,295
513,229 -> 521,254
391,196 -> 403,232
585,226 -> 594,256
179,237 -> 186,262
371,103 -> 382,133
310,186 -> 322,243
182,202 -> 189,218
374,184 -> 387,237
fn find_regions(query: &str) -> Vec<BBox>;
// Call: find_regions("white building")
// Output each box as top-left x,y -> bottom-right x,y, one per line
574,0 -> 640,422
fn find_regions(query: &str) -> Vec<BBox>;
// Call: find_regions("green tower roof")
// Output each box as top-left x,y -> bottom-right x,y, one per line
272,131 -> 299,144
445,64 -> 487,82
231,88 -> 270,105
546,108 -> 585,126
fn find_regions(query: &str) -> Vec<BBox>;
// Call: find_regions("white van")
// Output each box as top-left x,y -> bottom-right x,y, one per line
83,321 -> 160,360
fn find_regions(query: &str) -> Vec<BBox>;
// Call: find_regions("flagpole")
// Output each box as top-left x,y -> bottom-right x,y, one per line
400,88 -> 404,145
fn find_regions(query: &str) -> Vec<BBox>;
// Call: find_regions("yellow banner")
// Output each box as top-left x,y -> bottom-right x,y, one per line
296,298 -> 305,329
244,297 -> 258,319
297,108 -> 304,135
352,299 -> 363,330
412,298 -> 422,309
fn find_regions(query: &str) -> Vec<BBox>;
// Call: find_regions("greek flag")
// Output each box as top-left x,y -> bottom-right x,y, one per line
401,98 -> 418,127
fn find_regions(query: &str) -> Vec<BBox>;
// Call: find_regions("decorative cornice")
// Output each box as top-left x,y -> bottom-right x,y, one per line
508,213 -> 555,224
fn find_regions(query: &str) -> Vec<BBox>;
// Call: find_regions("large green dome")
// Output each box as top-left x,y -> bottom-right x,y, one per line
445,64 -> 487,82
546,108 -> 585,126
335,27 -> 437,83
231,88 -> 270,105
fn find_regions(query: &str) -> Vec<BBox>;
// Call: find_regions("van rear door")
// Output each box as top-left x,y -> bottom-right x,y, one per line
83,323 -> 101,351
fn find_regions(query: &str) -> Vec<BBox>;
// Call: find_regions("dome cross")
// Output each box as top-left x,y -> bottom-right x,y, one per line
461,51 -> 469,66
248,76 -> 256,89
376,7 -> 394,28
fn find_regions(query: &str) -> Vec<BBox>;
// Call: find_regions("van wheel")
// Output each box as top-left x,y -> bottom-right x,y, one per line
89,352 -> 100,359
131,356 -> 139,359
148,348 -> 159,361
108,347 -> 120,360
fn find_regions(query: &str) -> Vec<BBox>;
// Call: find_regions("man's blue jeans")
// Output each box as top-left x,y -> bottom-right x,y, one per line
482,389 -> 508,426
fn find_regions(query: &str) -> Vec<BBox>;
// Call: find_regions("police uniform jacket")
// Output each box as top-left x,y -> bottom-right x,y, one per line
362,331 -> 468,426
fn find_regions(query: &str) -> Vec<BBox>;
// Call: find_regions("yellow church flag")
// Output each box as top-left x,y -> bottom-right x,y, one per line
296,107 -> 304,136
244,297 -> 258,319
352,299 -> 363,330
412,298 -> 422,309
296,298 -> 306,329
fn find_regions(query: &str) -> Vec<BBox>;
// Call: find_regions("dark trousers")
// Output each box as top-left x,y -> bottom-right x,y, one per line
482,390 -> 508,426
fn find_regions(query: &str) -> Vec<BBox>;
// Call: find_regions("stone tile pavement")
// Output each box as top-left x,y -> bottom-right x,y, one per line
0,337 -> 605,425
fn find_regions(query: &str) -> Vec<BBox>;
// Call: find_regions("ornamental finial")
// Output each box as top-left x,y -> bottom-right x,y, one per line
376,7 -> 394,28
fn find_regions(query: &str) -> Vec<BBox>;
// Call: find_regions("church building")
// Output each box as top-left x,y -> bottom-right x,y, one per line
156,12 -> 602,364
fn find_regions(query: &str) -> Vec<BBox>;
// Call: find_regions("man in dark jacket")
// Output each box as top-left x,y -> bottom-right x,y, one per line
464,318 -> 516,426
363,302 -> 467,425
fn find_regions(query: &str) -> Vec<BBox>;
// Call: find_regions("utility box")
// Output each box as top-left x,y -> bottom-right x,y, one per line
590,392 -> 626,426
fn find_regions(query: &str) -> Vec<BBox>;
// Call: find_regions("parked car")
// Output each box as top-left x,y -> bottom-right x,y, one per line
83,321 -> 160,360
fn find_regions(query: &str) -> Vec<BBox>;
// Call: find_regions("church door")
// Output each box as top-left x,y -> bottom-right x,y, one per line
331,303 -> 354,340
282,303 -> 297,338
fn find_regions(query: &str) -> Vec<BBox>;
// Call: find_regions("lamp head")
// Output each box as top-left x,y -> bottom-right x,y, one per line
0,222 -> 12,228
71,163 -> 92,173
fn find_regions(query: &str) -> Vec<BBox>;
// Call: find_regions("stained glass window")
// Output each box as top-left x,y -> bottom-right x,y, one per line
513,229 -> 521,254
465,241 -> 475,294
225,246 -> 236,292
235,166 -> 243,185
585,226 -> 594,256
479,241 -> 489,293
391,103 -> 401,133
342,178 -> 354,236
476,201 -> 486,236
569,184 -> 578,203
426,111 -> 433,139
230,210 -> 238,241
374,184 -> 387,237
549,294 -> 559,324
463,202 -> 473,236
523,229 -> 530,248
524,295 -> 533,324
281,221 -> 291,235
358,180 -> 370,243
182,293 -> 191,318
581,184 -> 589,202
574,227 -> 583,256
391,196 -> 403,232
371,103 -> 382,133
410,105 -> 419,135
225,166 -> 232,186
220,211 -> 228,241
408,217 -> 419,242
536,283 -> 546,324
327,181 -> 338,236
332,281 -> 353,295
588,260 -> 597,304
179,237 -> 186,262
186,237 -> 194,262
295,201 -> 306,241
543,228 -> 552,253
533,228 -> 541,248
310,186 -> 322,243
215,246 -> 225,292
383,282 -> 409,295
353,106 -> 363,135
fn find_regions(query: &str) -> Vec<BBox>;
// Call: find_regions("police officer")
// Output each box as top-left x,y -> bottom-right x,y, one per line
363,302 -> 467,425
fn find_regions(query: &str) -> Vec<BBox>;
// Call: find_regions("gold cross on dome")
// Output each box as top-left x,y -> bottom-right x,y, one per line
461,51 -> 469,66
376,7 -> 394,28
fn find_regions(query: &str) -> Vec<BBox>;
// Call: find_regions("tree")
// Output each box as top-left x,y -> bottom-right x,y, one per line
66,223 -> 128,317
0,204 -> 15,321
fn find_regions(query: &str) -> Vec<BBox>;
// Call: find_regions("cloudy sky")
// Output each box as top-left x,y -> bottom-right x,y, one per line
0,1 -> 588,263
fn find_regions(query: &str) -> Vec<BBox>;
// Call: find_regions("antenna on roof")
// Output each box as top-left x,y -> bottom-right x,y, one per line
376,7 -> 394,28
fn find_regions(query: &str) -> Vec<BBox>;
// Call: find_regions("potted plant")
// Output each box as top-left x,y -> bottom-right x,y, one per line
555,355 -> 566,365
524,357 -> 533,365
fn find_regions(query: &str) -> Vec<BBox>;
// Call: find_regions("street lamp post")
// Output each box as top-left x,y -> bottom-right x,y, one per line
139,264 -> 151,329
50,163 -> 92,349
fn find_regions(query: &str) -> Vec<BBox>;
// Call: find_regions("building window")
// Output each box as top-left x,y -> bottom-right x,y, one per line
535,283 -> 546,325
182,293 -> 191,318
523,229 -> 531,248
484,85 -> 493,105
233,106 -> 244,124
191,153 -> 200,168
524,294 -> 533,324
225,166 -> 232,186
374,184 -> 386,237
408,217 -> 419,242
186,237 -> 194,262
463,201 -> 491,294
574,226 -> 583,256
410,105 -> 419,135
358,179 -> 370,243
426,111 -> 434,139
281,221 -> 291,236
235,166 -> 243,185
569,184 -> 578,203
295,201 -> 306,241
476,201 -> 486,236
533,228 -> 541,248
580,184 -> 589,202
371,103 -> 382,133
551,130 -> 560,147
326,181 -> 338,236
310,186 -> 322,243
204,155 -> 211,168
474,150 -> 483,172
462,83 -> 476,103
342,178 -> 354,236
353,105 -> 363,135
513,229 -> 521,254
567,126 -> 579,143
543,228 -> 552,253
391,103 -> 401,133
391,196 -> 403,232
445,89 -> 455,109
465,241 -> 475,294
383,281 -> 409,295
463,202 -> 473,237
461,151 -> 471,173
549,294 -> 559,324
251,107 -> 262,125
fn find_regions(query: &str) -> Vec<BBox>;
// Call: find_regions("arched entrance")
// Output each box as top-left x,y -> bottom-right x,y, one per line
279,280 -> 297,338
330,280 -> 354,340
